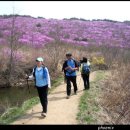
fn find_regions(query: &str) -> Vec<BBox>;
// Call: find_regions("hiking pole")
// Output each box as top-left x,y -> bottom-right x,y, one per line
26,74 -> 34,113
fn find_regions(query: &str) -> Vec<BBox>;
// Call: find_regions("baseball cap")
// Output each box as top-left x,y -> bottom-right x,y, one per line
66,52 -> 72,56
36,57 -> 44,62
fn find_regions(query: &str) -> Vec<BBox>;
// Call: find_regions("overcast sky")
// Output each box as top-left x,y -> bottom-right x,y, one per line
0,1 -> 130,22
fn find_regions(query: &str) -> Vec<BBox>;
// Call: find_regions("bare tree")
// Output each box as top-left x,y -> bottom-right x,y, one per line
5,7 -> 23,87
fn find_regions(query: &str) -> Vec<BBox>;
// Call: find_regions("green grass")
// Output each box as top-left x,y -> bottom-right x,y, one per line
49,75 -> 64,93
0,75 -> 64,124
77,70 -> 106,124
0,97 -> 39,124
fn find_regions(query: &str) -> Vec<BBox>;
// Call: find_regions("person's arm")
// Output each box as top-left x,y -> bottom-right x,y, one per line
71,67 -> 78,71
63,61 -> 71,70
62,62 -> 65,72
73,60 -> 79,71
64,60 -> 78,71
87,61 -> 91,71
65,66 -> 71,70
26,68 -> 34,80
87,61 -> 91,66
45,67 -> 51,88
62,62 -> 69,70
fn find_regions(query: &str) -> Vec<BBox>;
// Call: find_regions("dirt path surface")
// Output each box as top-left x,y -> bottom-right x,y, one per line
12,72 -> 96,124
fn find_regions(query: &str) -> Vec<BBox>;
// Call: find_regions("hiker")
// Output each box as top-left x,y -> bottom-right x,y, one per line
80,57 -> 90,90
26,57 -> 51,117
62,53 -> 79,99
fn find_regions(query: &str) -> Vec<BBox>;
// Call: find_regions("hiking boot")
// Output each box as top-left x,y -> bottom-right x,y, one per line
66,95 -> 70,99
41,112 -> 47,117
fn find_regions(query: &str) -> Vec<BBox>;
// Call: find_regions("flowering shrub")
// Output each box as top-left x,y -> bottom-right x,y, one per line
91,56 -> 108,70
2,48 -> 24,62
0,16 -> 130,48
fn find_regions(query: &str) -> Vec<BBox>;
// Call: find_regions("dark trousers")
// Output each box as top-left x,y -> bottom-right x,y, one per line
66,76 -> 78,96
36,85 -> 48,113
82,73 -> 90,89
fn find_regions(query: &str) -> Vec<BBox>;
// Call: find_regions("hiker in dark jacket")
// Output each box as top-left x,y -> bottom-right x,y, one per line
80,57 -> 90,90
62,53 -> 79,99
26,57 -> 51,117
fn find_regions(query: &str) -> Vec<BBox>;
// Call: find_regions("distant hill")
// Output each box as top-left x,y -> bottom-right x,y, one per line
0,15 -> 130,48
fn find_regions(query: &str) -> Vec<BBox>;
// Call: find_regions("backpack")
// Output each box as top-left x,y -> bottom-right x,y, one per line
82,63 -> 90,75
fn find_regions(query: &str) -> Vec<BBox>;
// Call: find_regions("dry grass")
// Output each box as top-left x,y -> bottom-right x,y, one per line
100,64 -> 130,124
0,41 -> 92,87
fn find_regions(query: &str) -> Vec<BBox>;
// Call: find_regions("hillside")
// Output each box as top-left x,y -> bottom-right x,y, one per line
0,15 -> 130,48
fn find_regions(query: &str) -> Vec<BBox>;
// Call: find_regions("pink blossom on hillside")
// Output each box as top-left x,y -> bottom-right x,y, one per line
2,48 -> 24,61
0,16 -> 130,48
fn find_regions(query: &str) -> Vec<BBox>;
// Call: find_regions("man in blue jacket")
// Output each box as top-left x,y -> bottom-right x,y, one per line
62,53 -> 79,99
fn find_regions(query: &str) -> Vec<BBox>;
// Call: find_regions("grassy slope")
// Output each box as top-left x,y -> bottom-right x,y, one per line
77,70 -> 107,124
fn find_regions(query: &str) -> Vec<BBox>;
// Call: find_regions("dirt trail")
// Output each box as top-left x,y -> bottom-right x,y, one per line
12,72 -> 96,124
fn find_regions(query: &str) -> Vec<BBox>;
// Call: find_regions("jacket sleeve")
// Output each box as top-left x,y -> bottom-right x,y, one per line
62,61 -> 67,71
62,62 -> 65,71
45,67 -> 51,88
28,68 -> 34,80
87,61 -> 91,66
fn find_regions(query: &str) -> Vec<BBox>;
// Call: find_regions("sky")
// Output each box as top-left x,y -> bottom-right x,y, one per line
0,1 -> 130,22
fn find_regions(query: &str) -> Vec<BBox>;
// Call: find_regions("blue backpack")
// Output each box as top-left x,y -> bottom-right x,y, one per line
82,63 -> 90,74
